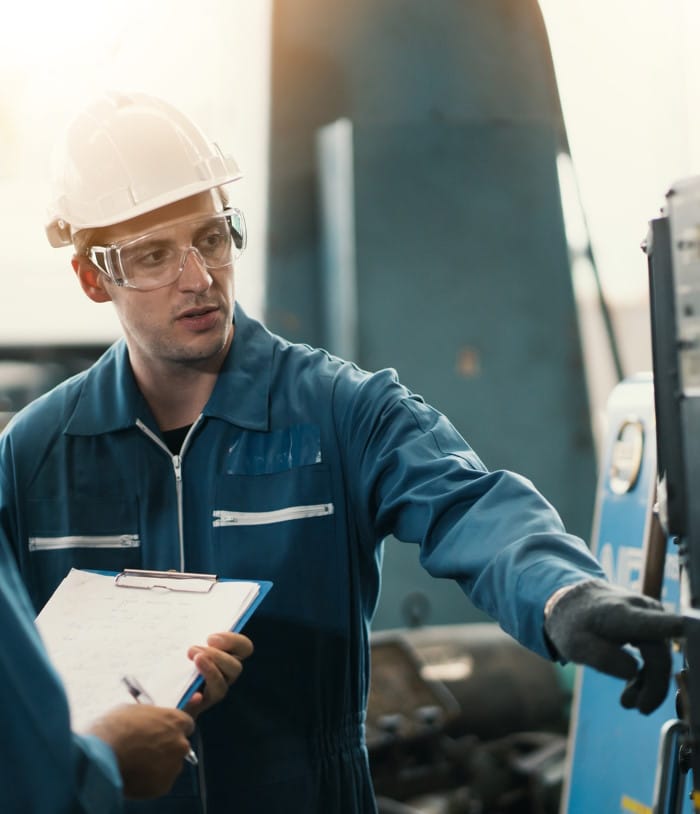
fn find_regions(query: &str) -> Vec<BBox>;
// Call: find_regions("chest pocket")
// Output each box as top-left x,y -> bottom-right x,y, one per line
25,497 -> 141,609
224,423 -> 322,476
211,425 -> 338,622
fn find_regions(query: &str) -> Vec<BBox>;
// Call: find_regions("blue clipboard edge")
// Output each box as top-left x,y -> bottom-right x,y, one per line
176,578 -> 273,709
85,570 -> 272,710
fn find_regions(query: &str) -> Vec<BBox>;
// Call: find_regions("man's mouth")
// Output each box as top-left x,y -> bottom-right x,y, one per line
177,304 -> 218,320
176,305 -> 220,331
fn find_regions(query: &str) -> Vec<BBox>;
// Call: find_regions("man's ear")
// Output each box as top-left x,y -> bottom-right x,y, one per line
72,255 -> 113,303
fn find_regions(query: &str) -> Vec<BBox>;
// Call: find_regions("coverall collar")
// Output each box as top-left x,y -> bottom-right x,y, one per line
65,302 -> 272,435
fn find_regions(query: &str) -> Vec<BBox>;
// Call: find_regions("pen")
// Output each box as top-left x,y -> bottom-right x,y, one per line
121,675 -> 198,766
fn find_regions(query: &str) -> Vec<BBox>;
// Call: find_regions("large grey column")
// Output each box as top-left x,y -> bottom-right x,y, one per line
266,0 -> 596,629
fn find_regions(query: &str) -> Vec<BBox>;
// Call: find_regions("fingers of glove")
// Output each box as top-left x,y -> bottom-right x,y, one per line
620,674 -> 643,710
619,674 -> 669,715
562,634 -> 640,680
584,603 -> 684,644
554,580 -> 684,641
619,662 -> 671,715
630,640 -> 672,714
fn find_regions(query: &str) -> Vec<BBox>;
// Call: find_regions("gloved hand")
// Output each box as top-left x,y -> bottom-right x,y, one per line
544,578 -> 685,714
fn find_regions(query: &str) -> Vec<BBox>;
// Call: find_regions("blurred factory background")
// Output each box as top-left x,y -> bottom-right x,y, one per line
2,2 -> 699,811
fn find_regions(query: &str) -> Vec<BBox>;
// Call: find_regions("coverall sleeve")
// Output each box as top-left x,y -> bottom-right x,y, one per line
334,366 -> 607,657
0,458 -> 123,813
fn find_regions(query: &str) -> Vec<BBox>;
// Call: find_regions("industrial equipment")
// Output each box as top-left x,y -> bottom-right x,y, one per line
563,176 -> 700,813
561,373 -> 685,813
645,178 -> 700,814
367,625 -> 570,813
0,347 -> 106,431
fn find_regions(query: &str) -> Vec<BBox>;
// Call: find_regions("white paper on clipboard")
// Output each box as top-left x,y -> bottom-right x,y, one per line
35,567 -> 269,732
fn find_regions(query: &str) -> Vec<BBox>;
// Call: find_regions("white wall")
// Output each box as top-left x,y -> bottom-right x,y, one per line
0,0 -> 271,344
540,0 -> 700,305
539,0 -> 700,449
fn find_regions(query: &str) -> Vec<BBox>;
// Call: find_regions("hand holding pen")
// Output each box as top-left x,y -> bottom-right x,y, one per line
86,701 -> 194,799
122,675 -> 199,766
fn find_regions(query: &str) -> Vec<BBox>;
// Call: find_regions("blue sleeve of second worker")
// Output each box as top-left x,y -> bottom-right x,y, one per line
333,366 -> 606,657
0,451 -> 123,814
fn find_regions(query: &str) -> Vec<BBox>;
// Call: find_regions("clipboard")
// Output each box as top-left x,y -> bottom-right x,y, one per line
35,567 -> 272,732
112,568 -> 272,709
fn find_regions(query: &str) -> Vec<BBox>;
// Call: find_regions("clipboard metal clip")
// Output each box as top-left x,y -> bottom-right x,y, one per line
114,569 -> 218,594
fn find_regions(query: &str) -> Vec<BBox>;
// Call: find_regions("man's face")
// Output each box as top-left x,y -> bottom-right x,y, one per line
77,191 -> 236,372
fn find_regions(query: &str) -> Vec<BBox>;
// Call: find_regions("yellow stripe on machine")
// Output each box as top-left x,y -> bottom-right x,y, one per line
620,795 -> 651,814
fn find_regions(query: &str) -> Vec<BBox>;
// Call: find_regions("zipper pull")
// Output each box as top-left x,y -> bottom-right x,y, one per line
173,454 -> 182,482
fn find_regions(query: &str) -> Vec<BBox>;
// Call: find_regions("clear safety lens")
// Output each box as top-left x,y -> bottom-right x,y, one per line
88,208 -> 246,291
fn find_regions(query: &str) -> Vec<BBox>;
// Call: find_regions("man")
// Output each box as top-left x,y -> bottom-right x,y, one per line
1,91 -> 684,813
0,517 -> 195,812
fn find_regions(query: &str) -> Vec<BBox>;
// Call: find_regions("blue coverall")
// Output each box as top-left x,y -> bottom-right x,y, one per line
0,519 -> 123,812
0,304 -> 606,813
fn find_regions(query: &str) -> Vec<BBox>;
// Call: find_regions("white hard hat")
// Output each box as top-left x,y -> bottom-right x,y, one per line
45,91 -> 243,247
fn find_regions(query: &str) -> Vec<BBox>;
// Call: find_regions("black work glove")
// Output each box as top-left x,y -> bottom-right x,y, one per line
544,579 -> 685,715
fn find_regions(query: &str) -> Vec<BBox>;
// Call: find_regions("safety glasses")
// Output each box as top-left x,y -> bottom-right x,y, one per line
88,208 -> 246,291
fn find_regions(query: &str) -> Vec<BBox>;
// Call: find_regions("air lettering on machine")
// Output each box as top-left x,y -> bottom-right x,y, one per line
598,540 -> 679,612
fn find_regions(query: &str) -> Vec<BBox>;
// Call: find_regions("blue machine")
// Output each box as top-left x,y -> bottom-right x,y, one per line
562,374 -> 688,813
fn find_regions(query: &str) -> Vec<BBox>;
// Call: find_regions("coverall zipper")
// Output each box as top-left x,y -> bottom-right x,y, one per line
135,417 -> 208,813
213,503 -> 335,526
136,416 -> 203,572
28,534 -> 140,551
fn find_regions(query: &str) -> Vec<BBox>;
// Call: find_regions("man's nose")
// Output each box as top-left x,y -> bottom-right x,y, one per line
178,247 -> 213,292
